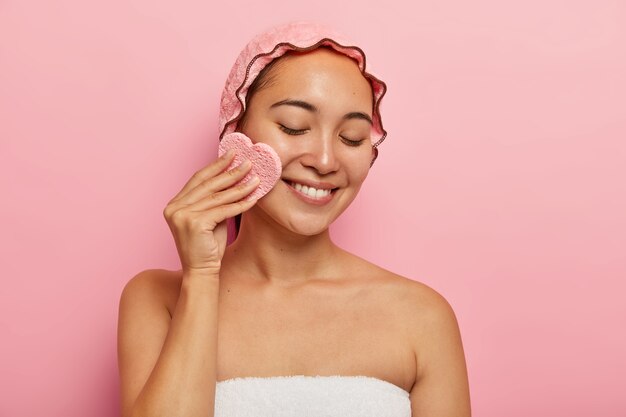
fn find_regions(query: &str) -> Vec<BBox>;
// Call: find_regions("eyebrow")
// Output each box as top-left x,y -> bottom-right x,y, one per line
270,99 -> 373,125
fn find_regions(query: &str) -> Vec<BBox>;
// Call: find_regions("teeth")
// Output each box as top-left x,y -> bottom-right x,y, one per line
290,181 -> 332,199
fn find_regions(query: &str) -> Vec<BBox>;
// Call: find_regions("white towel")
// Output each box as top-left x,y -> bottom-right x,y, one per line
215,375 -> 411,417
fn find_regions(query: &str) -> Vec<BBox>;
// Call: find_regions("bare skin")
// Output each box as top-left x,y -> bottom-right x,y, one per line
154,253 -> 447,391
118,48 -> 471,417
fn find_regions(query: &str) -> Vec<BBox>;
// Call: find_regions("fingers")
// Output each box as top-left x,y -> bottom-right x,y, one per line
162,149 -> 263,272
181,158 -> 254,206
169,149 -> 237,203
168,179 -> 259,232
163,150 -> 261,225
188,175 -> 261,213
196,192 -> 260,229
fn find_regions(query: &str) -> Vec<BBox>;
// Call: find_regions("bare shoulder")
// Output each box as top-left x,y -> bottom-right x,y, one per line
119,268 -> 183,317
362,261 -> 470,415
346,251 -> 454,318
346,252 -> 463,360
117,268 -> 183,417
376,264 -> 460,341
386,269 -> 458,325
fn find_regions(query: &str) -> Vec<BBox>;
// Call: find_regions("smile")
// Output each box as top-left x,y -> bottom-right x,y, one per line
283,180 -> 338,205
289,181 -> 333,198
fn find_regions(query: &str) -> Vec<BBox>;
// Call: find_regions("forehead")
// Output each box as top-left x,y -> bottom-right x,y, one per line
256,48 -> 374,112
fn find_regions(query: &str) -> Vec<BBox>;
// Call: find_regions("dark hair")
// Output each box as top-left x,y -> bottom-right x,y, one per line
231,54 -> 288,237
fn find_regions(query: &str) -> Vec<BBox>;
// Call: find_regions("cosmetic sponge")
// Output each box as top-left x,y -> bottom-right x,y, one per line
218,132 -> 282,201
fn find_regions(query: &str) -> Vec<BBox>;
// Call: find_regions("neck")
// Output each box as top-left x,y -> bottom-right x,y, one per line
221,209 -> 342,286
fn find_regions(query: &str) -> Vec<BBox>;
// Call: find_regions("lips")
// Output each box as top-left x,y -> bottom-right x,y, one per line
282,179 -> 338,204
283,179 -> 339,195
289,181 -> 333,198
282,178 -> 339,190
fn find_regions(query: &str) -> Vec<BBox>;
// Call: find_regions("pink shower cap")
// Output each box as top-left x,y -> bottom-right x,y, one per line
218,21 -> 388,167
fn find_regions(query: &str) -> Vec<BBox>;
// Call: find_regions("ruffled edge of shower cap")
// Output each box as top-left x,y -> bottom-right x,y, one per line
217,21 -> 388,167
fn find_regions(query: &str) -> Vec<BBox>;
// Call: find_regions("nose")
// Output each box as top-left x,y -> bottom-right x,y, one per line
300,131 -> 340,175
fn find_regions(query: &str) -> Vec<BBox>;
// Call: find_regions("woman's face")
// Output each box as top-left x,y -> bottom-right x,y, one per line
239,47 -> 375,236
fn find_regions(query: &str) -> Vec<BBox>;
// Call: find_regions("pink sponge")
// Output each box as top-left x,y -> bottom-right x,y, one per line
218,132 -> 282,201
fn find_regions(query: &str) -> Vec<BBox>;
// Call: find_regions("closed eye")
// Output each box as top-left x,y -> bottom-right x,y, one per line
278,124 -> 308,135
340,136 -> 366,147
279,124 -> 366,147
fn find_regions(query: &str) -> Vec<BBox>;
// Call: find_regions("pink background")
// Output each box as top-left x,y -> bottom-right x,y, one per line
1,1 -> 625,416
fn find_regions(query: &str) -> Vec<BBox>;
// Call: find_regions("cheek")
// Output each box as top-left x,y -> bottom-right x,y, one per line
243,120 -> 289,152
260,136 -> 296,169
265,135 -> 296,154
343,147 -> 372,183
353,159 -> 371,183
254,129 -> 303,166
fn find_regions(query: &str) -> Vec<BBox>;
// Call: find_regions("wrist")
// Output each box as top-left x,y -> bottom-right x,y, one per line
183,262 -> 222,277
182,267 -> 221,288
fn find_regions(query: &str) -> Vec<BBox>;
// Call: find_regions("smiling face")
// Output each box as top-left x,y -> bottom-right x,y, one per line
237,47 -> 375,236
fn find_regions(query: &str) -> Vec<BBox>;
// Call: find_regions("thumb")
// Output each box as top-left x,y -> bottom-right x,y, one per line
214,219 -> 228,259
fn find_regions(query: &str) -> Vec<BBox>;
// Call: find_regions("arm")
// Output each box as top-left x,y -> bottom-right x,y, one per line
116,150 -> 259,417
117,269 -> 221,417
410,291 -> 471,417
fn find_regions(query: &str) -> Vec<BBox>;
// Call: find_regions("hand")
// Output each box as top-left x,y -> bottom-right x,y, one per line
163,150 -> 260,275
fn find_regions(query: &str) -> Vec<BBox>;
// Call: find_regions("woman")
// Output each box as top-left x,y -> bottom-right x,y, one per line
117,22 -> 471,417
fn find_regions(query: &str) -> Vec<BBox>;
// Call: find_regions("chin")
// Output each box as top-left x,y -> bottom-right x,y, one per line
288,224 -> 330,236
277,215 -> 331,236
